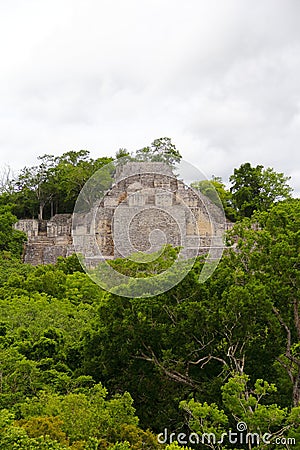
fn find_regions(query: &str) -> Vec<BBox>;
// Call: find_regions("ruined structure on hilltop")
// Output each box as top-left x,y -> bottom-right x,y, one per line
15,214 -> 74,265
15,162 -> 231,266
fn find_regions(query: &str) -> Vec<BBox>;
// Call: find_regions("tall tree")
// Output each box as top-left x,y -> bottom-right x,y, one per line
52,150 -> 113,213
227,199 -> 300,406
5,150 -> 114,219
181,373 -> 300,449
135,137 -> 182,167
13,155 -> 57,220
229,163 -> 292,218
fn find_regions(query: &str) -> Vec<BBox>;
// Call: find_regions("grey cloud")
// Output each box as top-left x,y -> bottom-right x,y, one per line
0,0 -> 299,195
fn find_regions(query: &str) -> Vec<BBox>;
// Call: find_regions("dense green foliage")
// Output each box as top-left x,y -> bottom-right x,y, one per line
0,205 -> 26,257
229,162 -> 292,218
135,137 -> 182,167
0,151 -> 113,220
1,139 -> 182,220
0,149 -> 298,448
192,163 -> 292,221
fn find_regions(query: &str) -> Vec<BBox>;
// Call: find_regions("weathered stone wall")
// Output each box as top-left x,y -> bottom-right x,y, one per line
115,161 -> 174,182
15,219 -> 39,238
15,162 -> 231,266
15,214 -> 73,265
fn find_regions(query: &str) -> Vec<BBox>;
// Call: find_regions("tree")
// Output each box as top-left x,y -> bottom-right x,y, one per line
180,373 -> 300,449
0,409 -> 68,449
191,176 -> 237,221
0,165 -> 14,195
13,155 -> 58,220
3,150 -> 114,219
229,162 -> 292,218
0,205 -> 26,257
18,384 -> 156,448
15,416 -> 67,445
226,199 -> 300,406
115,148 -> 131,159
135,137 -> 182,167
53,151 -> 113,213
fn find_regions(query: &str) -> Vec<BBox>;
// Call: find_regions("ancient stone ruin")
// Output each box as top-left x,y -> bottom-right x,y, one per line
15,214 -> 74,265
15,162 -> 231,266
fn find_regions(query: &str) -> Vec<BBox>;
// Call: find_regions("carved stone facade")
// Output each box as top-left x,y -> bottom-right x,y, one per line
15,162 -> 231,266
15,215 -> 74,265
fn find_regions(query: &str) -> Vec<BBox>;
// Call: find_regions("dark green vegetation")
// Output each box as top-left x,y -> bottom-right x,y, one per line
191,163 -> 292,221
0,137 -> 182,221
0,151 -> 113,220
0,143 -> 299,449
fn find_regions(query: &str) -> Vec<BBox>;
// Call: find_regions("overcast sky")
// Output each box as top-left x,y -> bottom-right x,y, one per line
0,0 -> 300,193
